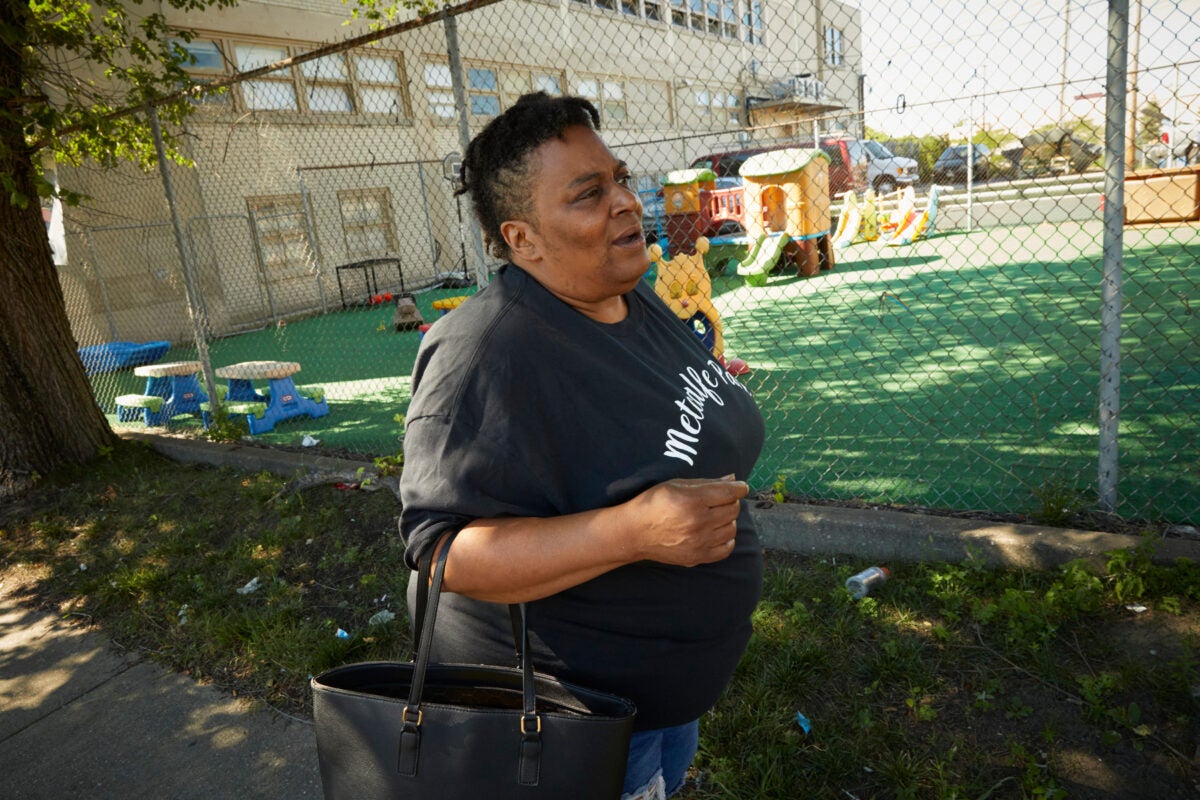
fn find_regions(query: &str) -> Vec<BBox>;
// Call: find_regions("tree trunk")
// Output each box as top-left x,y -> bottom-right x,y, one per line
0,44 -> 117,498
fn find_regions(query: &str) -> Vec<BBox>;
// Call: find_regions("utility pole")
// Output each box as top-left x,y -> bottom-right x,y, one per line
1124,0 -> 1142,169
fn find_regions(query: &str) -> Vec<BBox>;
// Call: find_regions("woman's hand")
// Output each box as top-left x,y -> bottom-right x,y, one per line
440,475 -> 749,603
619,475 -> 749,567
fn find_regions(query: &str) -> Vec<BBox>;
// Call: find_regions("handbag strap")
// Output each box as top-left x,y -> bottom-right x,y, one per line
412,534 -> 527,663
408,532 -> 539,722
404,532 -> 543,783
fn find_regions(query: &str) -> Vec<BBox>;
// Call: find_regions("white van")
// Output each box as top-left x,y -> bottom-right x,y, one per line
863,140 -> 919,195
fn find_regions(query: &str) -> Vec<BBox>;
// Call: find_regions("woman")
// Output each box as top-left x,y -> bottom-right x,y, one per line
399,92 -> 764,800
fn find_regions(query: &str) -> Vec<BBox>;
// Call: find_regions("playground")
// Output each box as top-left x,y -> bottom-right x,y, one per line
89,215 -> 1199,523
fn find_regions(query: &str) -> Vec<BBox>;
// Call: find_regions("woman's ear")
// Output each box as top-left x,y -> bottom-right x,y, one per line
501,220 -> 538,262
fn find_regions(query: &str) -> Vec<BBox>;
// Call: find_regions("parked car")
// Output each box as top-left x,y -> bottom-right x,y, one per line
639,186 -> 665,242
862,139 -> 919,195
933,143 -> 991,183
690,135 -> 869,199
1000,129 -> 1103,177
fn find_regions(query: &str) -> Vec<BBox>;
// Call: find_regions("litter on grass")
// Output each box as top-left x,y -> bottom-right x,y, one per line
368,610 -> 396,626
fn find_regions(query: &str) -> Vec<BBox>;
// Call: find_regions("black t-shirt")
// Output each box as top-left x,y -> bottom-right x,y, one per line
399,263 -> 765,731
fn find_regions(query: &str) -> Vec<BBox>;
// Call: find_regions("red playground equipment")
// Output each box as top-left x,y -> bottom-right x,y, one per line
660,168 -> 746,256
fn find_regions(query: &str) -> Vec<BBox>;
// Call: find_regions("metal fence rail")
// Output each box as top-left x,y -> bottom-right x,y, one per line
57,0 -> 1199,524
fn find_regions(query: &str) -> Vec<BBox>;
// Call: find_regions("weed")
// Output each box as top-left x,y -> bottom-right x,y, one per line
1031,476 -> 1086,526
370,413 -> 407,477
771,473 -> 787,503
203,412 -> 249,443
1104,545 -> 1152,603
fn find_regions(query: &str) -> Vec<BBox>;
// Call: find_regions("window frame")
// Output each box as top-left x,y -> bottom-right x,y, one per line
172,34 -> 412,120
824,24 -> 845,67
575,75 -> 630,128
424,58 -> 566,123
337,187 -> 400,258
246,193 -> 317,279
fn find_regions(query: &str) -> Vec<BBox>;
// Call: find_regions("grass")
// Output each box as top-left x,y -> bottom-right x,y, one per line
3,442 -> 1199,797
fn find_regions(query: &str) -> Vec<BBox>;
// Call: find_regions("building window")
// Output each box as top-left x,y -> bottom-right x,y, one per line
247,195 -> 315,276
825,25 -> 844,67
533,73 -> 563,95
723,91 -> 740,125
644,1 -> 663,21
176,39 -> 410,118
468,67 -> 501,117
424,63 -> 457,120
355,53 -> 409,116
426,62 -> 562,120
170,38 -> 231,106
576,77 -> 627,126
502,70 -> 564,102
693,88 -> 740,128
338,189 -> 398,257
300,53 -> 354,113
721,0 -> 737,37
171,37 -> 226,73
235,43 -> 298,111
745,0 -> 764,44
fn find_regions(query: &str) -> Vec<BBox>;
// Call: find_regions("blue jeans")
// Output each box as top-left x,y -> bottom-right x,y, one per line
621,719 -> 700,798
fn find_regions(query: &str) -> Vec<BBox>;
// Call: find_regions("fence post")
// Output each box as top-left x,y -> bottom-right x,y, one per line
1098,0 -> 1128,513
444,13 -> 490,288
147,106 -> 220,409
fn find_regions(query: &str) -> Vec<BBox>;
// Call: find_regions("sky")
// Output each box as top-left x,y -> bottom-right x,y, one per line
856,0 -> 1200,138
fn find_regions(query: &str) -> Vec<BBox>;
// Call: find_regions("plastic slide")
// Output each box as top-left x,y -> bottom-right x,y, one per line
886,185 -> 941,247
860,189 -> 879,242
879,186 -> 916,238
78,340 -> 171,374
832,192 -> 860,249
737,233 -> 789,286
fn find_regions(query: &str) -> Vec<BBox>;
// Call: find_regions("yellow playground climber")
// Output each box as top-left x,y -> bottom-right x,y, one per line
650,237 -> 725,362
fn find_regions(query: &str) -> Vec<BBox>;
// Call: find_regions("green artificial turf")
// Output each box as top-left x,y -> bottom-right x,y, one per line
90,220 -> 1199,521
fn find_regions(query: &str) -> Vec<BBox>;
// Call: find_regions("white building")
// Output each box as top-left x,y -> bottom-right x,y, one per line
59,0 -> 863,344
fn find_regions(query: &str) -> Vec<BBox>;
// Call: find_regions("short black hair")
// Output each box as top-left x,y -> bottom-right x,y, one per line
458,92 -> 601,260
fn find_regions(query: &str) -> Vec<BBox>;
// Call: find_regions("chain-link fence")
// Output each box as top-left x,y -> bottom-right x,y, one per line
56,0 -> 1198,524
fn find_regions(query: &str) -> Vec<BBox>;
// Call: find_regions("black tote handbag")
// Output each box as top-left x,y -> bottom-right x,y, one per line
311,534 -> 637,799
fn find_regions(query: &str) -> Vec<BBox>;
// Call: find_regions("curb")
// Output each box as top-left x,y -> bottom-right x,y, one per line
121,431 -> 1200,570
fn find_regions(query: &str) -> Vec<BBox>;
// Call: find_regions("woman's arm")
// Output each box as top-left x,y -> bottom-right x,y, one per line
437,476 -> 749,604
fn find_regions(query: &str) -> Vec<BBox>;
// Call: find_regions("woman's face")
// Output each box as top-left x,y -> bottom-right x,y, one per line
502,125 -> 647,321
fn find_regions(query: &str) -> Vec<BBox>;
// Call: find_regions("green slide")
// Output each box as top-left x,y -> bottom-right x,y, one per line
737,233 -> 790,287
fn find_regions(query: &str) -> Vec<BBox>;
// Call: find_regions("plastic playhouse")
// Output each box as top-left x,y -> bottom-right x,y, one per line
736,148 -> 834,285
660,168 -> 745,259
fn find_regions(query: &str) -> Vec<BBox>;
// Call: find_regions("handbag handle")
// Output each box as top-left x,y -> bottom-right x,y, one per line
403,532 -> 542,784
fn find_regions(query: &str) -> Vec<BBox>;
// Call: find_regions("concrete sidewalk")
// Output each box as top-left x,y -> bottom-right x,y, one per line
0,581 -> 321,799
1,432 -> 1196,798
